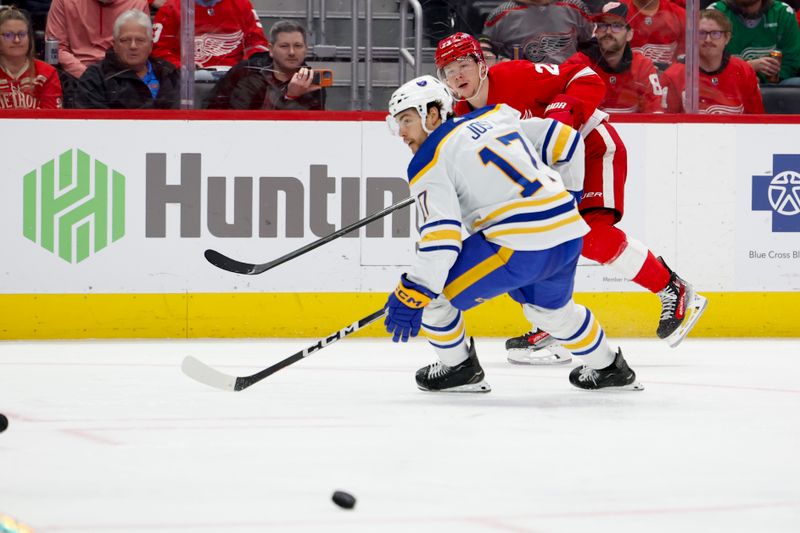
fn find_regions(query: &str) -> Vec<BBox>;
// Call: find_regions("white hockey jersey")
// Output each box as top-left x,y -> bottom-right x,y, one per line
406,103 -> 589,294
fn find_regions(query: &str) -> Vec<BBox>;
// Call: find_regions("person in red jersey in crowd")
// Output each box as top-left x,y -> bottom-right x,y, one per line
0,6 -> 62,109
661,9 -> 764,113
622,0 -> 686,70
564,2 -> 663,113
435,32 -> 707,364
481,0 -> 595,65
152,0 -> 269,68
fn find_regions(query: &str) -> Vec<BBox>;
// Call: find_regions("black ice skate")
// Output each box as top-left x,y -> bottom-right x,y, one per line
505,328 -> 572,365
416,338 -> 491,393
569,349 -> 644,391
656,258 -> 708,348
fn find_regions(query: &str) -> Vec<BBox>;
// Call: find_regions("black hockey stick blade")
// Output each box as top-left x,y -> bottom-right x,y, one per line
204,248 -> 261,275
204,196 -> 415,275
181,308 -> 387,391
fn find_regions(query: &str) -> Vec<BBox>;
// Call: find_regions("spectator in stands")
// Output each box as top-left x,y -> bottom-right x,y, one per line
205,20 -> 325,110
45,0 -> 148,107
2,0 -> 51,57
152,0 -> 269,69
481,0 -> 594,65
0,5 -> 62,108
75,10 -> 179,109
477,34 -> 508,66
622,0 -> 686,70
564,1 -> 663,112
709,0 -> 800,84
661,9 -> 764,113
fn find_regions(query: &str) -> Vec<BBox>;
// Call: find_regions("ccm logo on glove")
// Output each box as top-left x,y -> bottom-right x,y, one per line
384,274 -> 437,342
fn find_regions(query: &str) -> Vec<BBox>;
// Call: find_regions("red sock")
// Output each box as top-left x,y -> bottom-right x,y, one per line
632,251 -> 671,293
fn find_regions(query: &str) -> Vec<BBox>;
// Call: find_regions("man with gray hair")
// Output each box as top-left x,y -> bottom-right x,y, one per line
75,9 -> 179,108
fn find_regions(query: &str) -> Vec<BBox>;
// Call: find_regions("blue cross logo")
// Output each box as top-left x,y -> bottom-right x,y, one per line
752,154 -> 800,232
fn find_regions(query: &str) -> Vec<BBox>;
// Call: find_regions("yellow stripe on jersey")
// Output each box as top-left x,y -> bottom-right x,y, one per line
423,321 -> 466,342
420,229 -> 463,243
409,105 -> 504,187
443,246 -> 515,301
484,213 -> 583,239
563,318 -> 601,351
551,125 -> 573,163
474,190 -> 571,228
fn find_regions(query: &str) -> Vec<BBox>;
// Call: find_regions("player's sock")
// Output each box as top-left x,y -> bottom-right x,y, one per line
631,250 -> 672,293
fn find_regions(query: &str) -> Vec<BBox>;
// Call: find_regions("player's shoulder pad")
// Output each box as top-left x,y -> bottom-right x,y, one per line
484,1 -> 526,27
407,105 -> 506,185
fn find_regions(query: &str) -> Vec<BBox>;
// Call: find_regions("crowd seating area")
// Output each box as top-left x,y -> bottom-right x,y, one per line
1,0 -> 800,113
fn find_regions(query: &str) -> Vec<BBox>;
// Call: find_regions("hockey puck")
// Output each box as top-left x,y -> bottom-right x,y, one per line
332,490 -> 356,509
0,414 -> 7,433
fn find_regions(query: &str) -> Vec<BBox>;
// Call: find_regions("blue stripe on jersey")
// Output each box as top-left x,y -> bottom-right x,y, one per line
420,219 -> 462,232
423,313 -> 461,332
481,200 -> 576,231
541,120 -> 559,167
562,132 -> 580,163
430,332 -> 466,350
572,330 -> 605,356
560,307 -> 591,342
419,245 -> 462,253
407,105 -> 502,182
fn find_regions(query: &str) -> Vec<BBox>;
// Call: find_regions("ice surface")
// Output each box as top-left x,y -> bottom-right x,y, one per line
1,337 -> 798,532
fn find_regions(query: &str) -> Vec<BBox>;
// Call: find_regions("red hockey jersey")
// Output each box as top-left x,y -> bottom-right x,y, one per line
0,60 -> 63,109
564,45 -> 663,113
452,59 -> 606,130
660,55 -> 764,114
622,0 -> 685,67
152,0 -> 269,68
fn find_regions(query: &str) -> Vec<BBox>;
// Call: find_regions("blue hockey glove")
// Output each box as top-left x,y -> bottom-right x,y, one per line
384,274 -> 437,342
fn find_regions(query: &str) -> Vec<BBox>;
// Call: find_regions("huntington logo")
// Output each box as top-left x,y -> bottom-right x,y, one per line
752,154 -> 800,232
23,149 -> 126,263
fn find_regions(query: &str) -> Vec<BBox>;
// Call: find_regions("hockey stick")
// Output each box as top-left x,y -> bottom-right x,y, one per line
205,196 -> 416,275
181,308 -> 386,391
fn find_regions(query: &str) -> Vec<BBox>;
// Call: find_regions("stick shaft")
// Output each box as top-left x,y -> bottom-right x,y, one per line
233,308 -> 386,390
254,196 -> 415,273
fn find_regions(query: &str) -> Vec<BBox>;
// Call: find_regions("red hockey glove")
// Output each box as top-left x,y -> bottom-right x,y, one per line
384,274 -> 437,342
544,94 -> 583,129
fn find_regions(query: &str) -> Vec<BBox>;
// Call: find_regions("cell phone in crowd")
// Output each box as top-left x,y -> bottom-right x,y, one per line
312,69 -> 334,87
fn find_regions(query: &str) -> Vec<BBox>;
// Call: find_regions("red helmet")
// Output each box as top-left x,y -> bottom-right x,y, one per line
434,32 -> 485,70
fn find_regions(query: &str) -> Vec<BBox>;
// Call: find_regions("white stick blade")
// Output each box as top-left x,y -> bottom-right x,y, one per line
181,356 -> 237,391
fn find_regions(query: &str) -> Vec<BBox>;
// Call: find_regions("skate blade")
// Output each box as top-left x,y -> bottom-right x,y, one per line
507,345 -> 573,366
418,379 -> 492,393
665,294 -> 708,348
577,380 -> 645,392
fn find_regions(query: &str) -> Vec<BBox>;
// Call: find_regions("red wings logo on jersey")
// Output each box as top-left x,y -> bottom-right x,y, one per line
523,31 -> 576,63
634,42 -> 677,65
195,30 -> 244,66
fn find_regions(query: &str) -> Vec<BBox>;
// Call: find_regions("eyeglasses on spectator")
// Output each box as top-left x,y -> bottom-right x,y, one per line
1,30 -> 28,42
698,30 -> 728,40
595,22 -> 627,33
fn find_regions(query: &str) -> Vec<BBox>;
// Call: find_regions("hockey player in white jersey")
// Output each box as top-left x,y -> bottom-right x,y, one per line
383,75 -> 643,393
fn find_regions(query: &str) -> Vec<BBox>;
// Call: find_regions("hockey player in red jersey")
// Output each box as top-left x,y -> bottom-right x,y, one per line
563,2 -> 664,113
660,9 -> 764,114
152,0 -> 269,69
435,32 -> 707,364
